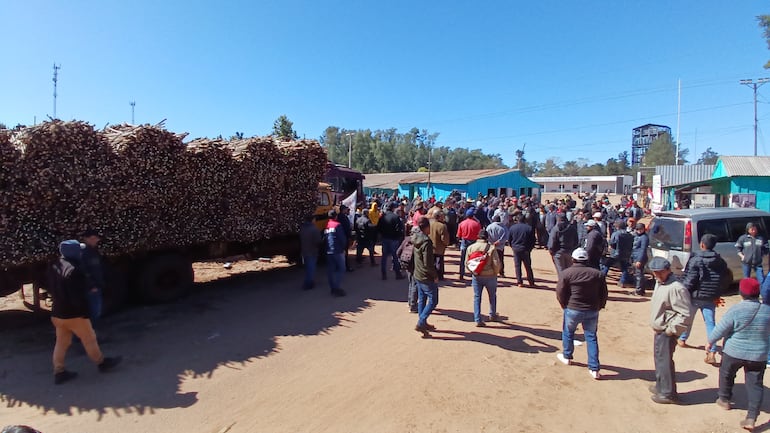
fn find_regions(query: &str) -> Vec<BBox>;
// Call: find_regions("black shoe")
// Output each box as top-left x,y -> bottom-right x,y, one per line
331,289 -> 347,297
381,273 -> 387,280
629,290 -> 646,296
98,356 -> 122,373
395,272 -> 405,280
476,321 -> 486,327
488,313 -> 500,322
54,370 -> 78,385
424,323 -> 437,331
650,393 -> 678,405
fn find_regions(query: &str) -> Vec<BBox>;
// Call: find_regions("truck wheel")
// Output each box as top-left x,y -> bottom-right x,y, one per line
137,254 -> 193,303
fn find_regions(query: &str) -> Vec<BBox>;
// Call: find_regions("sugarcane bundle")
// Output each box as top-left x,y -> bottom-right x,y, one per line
103,123 -> 189,253
0,129 -> 22,264
274,140 -> 328,234
224,137 -> 285,241
0,120 -> 328,268
10,120 -> 117,264
177,137 -> 234,243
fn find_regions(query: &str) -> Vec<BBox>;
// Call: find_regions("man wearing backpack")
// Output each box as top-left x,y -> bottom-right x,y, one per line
397,226 -> 418,313
413,217 -> 439,337
466,229 -> 502,327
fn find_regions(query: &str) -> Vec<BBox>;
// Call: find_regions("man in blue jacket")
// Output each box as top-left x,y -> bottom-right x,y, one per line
630,223 -> 650,296
707,278 -> 770,431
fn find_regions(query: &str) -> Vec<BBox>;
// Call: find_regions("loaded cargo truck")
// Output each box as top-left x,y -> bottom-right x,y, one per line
0,121 -> 331,313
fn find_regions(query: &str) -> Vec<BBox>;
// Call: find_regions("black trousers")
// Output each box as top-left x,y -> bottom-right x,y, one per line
653,332 -> 678,398
513,249 -> 534,285
719,353 -> 766,420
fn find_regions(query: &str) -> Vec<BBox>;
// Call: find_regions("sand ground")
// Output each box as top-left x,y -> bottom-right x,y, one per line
0,244 -> 764,433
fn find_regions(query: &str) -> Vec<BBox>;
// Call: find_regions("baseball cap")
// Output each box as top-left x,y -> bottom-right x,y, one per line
571,248 -> 589,261
648,257 -> 670,271
584,220 -> 598,227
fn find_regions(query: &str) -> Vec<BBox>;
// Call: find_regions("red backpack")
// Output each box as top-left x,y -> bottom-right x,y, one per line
466,244 -> 492,276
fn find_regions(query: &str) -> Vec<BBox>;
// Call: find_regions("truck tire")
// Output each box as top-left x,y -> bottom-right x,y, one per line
137,254 -> 194,304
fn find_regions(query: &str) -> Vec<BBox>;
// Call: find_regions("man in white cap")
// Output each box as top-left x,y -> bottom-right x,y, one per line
592,211 -> 607,239
555,247 -> 607,380
648,256 -> 693,405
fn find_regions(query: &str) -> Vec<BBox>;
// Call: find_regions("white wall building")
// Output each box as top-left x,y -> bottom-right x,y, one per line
529,175 -> 633,195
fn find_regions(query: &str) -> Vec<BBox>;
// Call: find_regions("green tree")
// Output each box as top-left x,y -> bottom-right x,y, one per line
539,158 -> 563,176
230,131 -> 244,140
562,161 -> 580,176
696,147 -> 720,165
642,132 -> 681,166
272,115 -> 298,140
759,15 -> 770,69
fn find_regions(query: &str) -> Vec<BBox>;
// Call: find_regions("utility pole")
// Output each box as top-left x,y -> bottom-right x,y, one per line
345,132 -> 354,168
740,78 -> 770,156
130,101 -> 136,124
52,63 -> 61,118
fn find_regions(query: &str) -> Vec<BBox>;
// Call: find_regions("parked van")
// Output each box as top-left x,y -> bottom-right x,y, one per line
647,208 -> 770,283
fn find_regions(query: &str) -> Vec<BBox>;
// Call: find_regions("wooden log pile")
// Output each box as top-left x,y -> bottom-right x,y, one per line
0,120 -> 327,267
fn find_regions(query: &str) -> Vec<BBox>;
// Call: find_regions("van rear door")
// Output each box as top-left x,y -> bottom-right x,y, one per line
648,217 -> 689,274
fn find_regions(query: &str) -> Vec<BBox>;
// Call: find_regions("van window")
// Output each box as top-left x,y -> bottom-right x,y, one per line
649,218 -> 685,251
726,217 -> 769,242
696,220 -> 729,243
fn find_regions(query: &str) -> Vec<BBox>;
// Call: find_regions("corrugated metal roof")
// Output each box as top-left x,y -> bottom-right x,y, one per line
363,172 -> 413,189
655,164 -> 715,186
717,156 -> 770,177
399,168 -> 515,185
363,168 -> 519,188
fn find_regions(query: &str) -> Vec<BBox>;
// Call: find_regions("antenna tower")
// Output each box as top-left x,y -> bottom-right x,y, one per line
52,63 -> 61,118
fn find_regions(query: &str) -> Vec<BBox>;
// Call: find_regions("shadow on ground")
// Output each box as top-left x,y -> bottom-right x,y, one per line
0,258 -> 408,418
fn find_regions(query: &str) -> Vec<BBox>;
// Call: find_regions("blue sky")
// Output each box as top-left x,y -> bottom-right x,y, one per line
1,1 -> 769,168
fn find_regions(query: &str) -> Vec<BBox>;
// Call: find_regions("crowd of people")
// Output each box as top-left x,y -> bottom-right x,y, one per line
36,188 -> 770,431
300,189 -> 770,431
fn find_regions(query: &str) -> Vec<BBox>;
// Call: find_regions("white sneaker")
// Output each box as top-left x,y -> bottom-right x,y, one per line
589,370 -> 601,380
556,353 -> 571,365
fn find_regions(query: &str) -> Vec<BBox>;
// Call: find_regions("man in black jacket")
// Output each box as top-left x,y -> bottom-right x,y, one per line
508,215 -> 536,287
378,202 -> 406,280
678,233 -> 728,364
548,214 -> 578,280
555,247 -> 608,380
583,220 -> 605,270
48,240 -> 121,385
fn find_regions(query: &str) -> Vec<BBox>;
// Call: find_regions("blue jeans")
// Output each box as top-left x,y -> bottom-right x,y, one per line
679,299 -> 716,352
562,308 -> 600,371
381,238 -> 402,276
459,239 -> 473,278
302,255 -> 318,290
600,257 -> 631,284
87,288 -> 102,324
326,253 -> 345,290
472,275 -> 497,323
742,264 -> 765,284
416,280 -> 439,327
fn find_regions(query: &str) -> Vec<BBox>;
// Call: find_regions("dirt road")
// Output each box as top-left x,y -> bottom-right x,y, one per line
0,246 -> 763,433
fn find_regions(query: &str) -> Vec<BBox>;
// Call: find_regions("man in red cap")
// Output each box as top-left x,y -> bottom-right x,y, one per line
707,278 -> 770,431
